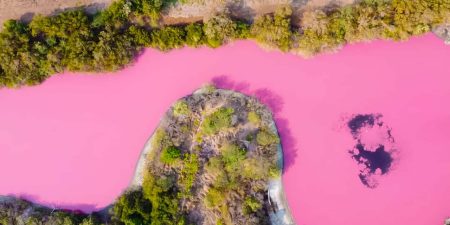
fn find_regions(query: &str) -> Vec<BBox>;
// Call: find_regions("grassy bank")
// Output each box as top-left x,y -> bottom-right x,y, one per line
0,0 -> 449,87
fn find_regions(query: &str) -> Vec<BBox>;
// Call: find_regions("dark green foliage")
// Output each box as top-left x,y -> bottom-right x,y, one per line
202,107 -> 234,135
205,188 -> 225,208
256,129 -> 280,147
298,0 -> 450,55
251,7 -> 295,51
243,197 -> 262,214
127,25 -> 152,47
178,154 -> 199,197
130,0 -> 165,26
142,175 -> 183,225
30,10 -> 95,72
203,15 -> 248,47
0,0 -> 449,88
221,144 -> 246,178
0,20 -> 47,87
92,0 -> 131,27
160,146 -> 181,164
185,23 -> 205,47
0,198 -> 102,225
178,153 -> 199,195
150,26 -> 186,51
92,27 -> 137,71
113,189 -> 152,225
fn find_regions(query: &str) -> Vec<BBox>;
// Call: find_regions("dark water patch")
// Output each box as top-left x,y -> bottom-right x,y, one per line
351,144 -> 393,174
347,114 -> 380,136
346,114 -> 396,188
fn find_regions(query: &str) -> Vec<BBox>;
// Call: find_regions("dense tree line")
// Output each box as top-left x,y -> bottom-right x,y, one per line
0,0 -> 449,87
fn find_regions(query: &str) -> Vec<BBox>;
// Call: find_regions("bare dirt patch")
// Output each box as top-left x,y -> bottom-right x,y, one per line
0,0 -> 356,28
0,0 -> 111,26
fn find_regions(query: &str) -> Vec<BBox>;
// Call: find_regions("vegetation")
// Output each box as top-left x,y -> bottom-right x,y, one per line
203,15 -> 250,48
251,7 -> 296,51
112,189 -> 152,225
173,100 -> 190,117
160,146 -> 181,164
0,197 -> 104,225
298,0 -> 450,55
201,107 -> 234,135
256,129 -> 280,147
135,88 -> 281,224
247,111 -> 261,125
0,0 -> 448,87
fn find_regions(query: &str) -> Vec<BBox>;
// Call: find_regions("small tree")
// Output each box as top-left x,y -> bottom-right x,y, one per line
160,146 -> 181,165
256,129 -> 280,146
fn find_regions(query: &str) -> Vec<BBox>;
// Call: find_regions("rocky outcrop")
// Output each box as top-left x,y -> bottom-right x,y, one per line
434,25 -> 450,45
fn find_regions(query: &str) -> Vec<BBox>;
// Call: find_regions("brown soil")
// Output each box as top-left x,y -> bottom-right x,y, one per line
0,0 -> 356,29
0,0 -> 111,26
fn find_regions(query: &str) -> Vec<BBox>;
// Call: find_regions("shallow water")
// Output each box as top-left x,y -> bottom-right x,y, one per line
0,34 -> 449,224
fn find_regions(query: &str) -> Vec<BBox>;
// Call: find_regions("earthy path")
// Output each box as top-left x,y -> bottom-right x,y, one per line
0,0 -> 355,29
0,0 -> 110,26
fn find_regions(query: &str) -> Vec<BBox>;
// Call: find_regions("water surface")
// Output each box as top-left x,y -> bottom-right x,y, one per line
0,34 -> 449,225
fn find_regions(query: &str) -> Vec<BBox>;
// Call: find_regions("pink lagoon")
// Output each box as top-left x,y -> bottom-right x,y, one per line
0,34 -> 449,225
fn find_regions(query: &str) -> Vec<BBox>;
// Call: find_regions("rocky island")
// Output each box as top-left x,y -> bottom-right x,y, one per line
0,86 -> 293,225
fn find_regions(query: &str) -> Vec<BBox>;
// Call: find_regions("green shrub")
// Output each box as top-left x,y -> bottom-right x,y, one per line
243,197 -> 262,214
251,7 -> 294,51
150,26 -> 186,51
201,107 -> 234,135
112,189 -> 152,225
160,146 -> 181,164
221,144 -> 246,179
92,27 -> 137,71
127,25 -> 152,46
241,158 -> 269,180
0,0 -> 449,88
206,156 -> 230,189
203,15 -> 239,47
0,20 -> 47,87
205,188 -> 225,208
131,0 -> 165,26
179,153 -> 199,195
142,174 -> 180,225
247,111 -> 261,125
269,166 -> 281,178
185,23 -> 205,47
256,129 -> 280,146
173,100 -> 190,117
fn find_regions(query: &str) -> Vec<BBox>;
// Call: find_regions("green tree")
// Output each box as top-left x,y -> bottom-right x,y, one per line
185,23 -> 205,47
201,107 -> 234,135
251,7 -> 294,51
113,189 -> 152,225
0,20 -> 46,87
92,27 -> 137,71
243,197 -> 262,214
150,26 -> 186,51
203,15 -> 239,47
160,146 -> 181,165
256,129 -> 280,146
142,175 -> 181,225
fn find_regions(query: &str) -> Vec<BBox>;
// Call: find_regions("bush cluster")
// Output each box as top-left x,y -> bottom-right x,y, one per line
0,0 -> 448,88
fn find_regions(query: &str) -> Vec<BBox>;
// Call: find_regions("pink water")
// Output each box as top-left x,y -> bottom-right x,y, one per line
1,34 -> 449,224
